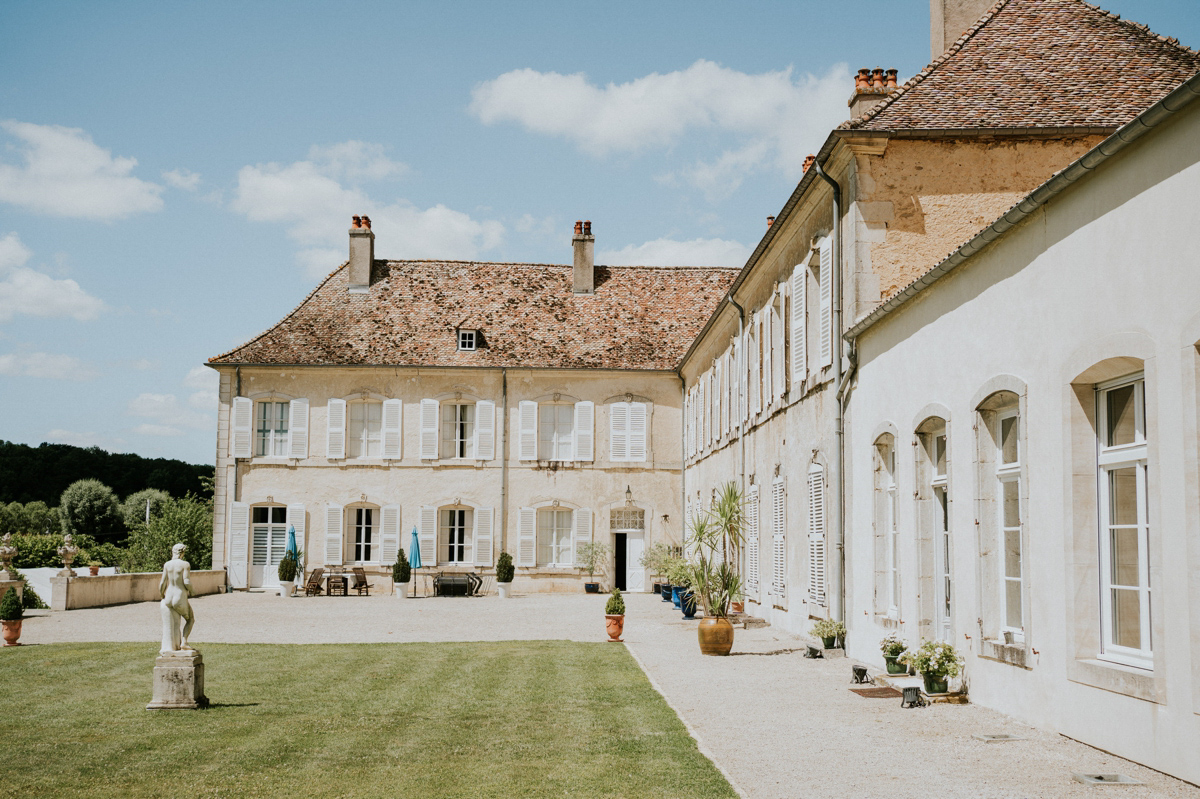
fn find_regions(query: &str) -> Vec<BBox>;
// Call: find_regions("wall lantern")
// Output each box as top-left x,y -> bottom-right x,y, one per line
625,486 -> 634,508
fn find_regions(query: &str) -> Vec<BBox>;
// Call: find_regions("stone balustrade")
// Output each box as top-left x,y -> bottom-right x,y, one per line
50,570 -> 226,611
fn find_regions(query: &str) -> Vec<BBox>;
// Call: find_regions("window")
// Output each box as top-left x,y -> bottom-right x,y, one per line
347,401 -> 382,459
886,444 -> 899,616
457,329 -> 477,351
807,464 -> 827,605
441,403 -> 475,459
610,401 -> 648,462
931,430 -> 951,642
251,506 -> 287,569
539,404 -> 574,461
1097,376 -> 1150,666
441,508 -> 473,564
609,507 -> 645,531
255,401 -> 289,457
351,507 -> 375,562
996,407 -> 1023,640
537,508 -> 573,566
770,478 -> 786,599
745,485 -> 760,595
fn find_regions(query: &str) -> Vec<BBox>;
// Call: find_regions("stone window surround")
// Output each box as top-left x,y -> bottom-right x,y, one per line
246,390 -> 296,462
870,421 -> 900,625
914,406 -> 953,646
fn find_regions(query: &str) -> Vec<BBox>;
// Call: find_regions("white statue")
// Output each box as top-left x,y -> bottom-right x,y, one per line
159,543 -> 195,655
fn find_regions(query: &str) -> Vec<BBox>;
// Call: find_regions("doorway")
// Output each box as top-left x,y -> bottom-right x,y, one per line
610,506 -> 647,593
614,533 -> 627,591
250,505 -> 287,588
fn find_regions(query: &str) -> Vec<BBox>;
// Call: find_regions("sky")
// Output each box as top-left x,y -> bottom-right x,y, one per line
1,0 -> 1197,467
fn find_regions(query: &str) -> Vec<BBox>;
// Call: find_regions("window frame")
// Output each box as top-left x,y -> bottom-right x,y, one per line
440,507 -> 473,565
536,507 -> 574,567
251,505 -> 288,568
457,329 -> 477,351
441,401 -> 476,460
346,400 -> 383,460
538,403 -> 574,461
995,406 -> 1024,643
886,444 -> 900,618
255,400 -> 290,458
348,505 -> 377,564
930,429 -> 952,643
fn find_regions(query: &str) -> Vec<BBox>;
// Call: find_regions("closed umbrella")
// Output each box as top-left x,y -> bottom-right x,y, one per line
409,526 -> 422,597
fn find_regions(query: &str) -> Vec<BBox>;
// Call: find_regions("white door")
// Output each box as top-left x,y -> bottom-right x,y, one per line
250,506 -> 287,588
626,533 -> 646,593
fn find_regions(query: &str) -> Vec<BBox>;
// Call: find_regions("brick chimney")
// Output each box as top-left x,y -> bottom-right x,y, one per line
348,214 -> 374,292
572,220 -> 594,295
931,0 -> 993,59
848,67 -> 900,118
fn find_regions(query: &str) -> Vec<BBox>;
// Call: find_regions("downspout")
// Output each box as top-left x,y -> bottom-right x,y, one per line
811,159 -> 845,624
233,366 -> 242,503
679,375 -> 687,549
727,296 -> 747,499
501,367 -> 509,557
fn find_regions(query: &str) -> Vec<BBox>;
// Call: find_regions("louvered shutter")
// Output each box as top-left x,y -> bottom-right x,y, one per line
286,502 -> 305,561
379,505 -> 401,564
517,507 -> 536,567
475,400 -> 496,460
791,265 -> 807,387
231,397 -> 252,459
419,505 -> 438,568
629,402 -> 647,462
808,465 -> 827,604
819,236 -> 833,368
573,401 -> 594,462
419,399 -> 439,460
774,294 -> 786,402
573,508 -> 592,568
461,511 -> 474,565
518,401 -> 538,460
228,501 -> 249,588
610,402 -> 629,461
473,507 -> 494,567
287,398 -> 309,459
326,398 -> 346,459
763,300 -> 774,407
382,399 -> 403,460
746,486 -> 759,596
698,378 -> 707,452
324,504 -> 344,567
740,330 -> 750,423
750,315 -> 761,415
771,478 -> 786,598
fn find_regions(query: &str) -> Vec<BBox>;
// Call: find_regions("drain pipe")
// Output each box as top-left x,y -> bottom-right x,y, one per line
679,374 -> 687,549
726,295 -> 747,526
811,159 -> 845,624
501,367 -> 509,556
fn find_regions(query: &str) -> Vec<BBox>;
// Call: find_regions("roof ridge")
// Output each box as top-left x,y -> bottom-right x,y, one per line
381,258 -> 739,271
1079,1 -> 1198,54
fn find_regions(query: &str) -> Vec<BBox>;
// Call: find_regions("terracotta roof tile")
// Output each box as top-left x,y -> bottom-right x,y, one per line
209,260 -> 738,371
842,0 -> 1200,132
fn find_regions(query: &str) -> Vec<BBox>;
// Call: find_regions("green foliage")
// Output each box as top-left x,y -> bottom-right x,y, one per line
122,495 -> 213,572
278,550 -> 300,582
0,586 -> 22,621
60,479 -> 124,543
82,541 -> 123,567
880,633 -> 908,658
495,551 -> 514,583
901,639 -> 963,679
120,489 -> 171,530
0,500 -> 60,536
10,533 -> 67,568
577,541 -> 611,580
810,618 -> 846,641
638,542 -> 671,579
681,485 -> 747,618
605,587 -> 625,615
664,555 -> 690,588
3,567 -> 47,609
392,549 -> 411,583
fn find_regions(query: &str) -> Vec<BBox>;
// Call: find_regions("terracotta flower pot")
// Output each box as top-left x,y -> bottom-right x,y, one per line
605,613 -> 625,642
2,619 -> 22,647
697,616 -> 734,656
88,565 -> 100,576
731,601 -> 744,614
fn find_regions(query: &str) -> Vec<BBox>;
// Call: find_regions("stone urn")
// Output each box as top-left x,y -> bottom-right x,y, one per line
605,614 -> 625,642
1,620 -> 21,647
697,617 -> 735,656
0,533 -> 16,581
57,534 -> 79,577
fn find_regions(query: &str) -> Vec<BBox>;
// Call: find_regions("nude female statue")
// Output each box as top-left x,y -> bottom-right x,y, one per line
159,543 -> 195,655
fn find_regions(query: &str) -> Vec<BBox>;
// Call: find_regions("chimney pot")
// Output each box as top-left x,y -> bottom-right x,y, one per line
348,214 -> 375,291
802,154 -> 816,173
362,215 -> 371,229
767,216 -> 776,228
872,68 -> 885,89
856,68 -> 871,89
574,220 -> 583,235
886,68 -> 898,89
352,215 -> 361,228
572,219 -> 595,294
583,220 -> 591,236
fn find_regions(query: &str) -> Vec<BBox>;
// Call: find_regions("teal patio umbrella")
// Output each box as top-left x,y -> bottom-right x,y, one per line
408,526 -> 422,597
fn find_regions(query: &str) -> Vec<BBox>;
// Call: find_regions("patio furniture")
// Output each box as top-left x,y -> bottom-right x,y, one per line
303,568 -> 325,596
327,573 -> 348,596
351,567 -> 371,596
433,573 -> 482,597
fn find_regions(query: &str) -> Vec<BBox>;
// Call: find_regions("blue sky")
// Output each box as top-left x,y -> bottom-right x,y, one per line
1,0 -> 1197,466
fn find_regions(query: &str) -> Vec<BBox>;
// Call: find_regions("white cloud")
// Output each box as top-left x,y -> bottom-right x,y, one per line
183,365 -> 218,389
0,265 -> 106,322
598,237 -> 750,268
470,60 -> 850,188
162,168 -> 200,191
0,231 -> 32,269
128,392 -> 211,430
0,121 -> 164,219
0,352 -> 97,380
308,141 -> 407,182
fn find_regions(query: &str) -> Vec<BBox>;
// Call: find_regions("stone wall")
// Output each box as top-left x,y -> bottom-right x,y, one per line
51,570 -> 226,611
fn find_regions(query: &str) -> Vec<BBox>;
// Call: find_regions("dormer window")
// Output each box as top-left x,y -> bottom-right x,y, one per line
457,329 -> 477,351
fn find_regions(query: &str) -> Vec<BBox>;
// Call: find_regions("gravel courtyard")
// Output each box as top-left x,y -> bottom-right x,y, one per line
17,590 -> 1200,798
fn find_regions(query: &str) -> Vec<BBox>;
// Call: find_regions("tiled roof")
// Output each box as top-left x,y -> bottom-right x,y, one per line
209,260 -> 738,371
843,0 -> 1200,132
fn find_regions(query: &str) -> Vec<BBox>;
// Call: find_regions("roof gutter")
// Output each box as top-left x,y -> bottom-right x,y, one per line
846,70 -> 1200,341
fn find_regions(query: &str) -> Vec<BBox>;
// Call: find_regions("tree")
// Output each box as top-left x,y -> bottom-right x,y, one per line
60,480 -> 124,544
122,495 -> 213,572
120,489 -> 171,530
22,501 -> 59,535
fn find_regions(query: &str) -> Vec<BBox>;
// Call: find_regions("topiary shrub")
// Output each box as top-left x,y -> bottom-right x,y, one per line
392,549 -> 411,583
278,550 -> 299,583
0,586 -> 23,621
605,587 -> 625,616
495,551 -> 514,583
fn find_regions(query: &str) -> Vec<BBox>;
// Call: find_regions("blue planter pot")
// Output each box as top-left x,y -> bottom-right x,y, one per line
671,586 -> 682,608
660,584 -> 673,602
681,591 -> 697,619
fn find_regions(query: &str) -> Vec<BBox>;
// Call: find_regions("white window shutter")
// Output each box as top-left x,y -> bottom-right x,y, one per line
740,330 -> 750,423
419,399 -> 439,460
750,316 -> 761,416
774,295 -> 786,402
378,505 -> 401,564
573,401 -> 594,462
771,478 -> 786,598
808,465 -> 827,604
763,301 -> 773,407
629,402 -> 648,462
819,236 -> 833,368
326,398 -> 346,460
518,401 -> 538,461
791,265 -> 807,387
698,378 -> 707,452
231,397 -> 252,459
382,399 -> 403,460
473,507 -> 495,567
746,486 -> 759,595
517,507 -> 536,567
572,507 -> 593,568
474,400 -> 496,461
287,399 -> 309,459
228,501 -> 250,588
686,392 -> 694,457
419,505 -> 438,567
324,504 -> 344,567
610,402 -> 629,462
286,503 -> 305,556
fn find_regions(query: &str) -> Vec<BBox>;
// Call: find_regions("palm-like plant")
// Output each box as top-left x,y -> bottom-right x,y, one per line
683,481 -> 747,619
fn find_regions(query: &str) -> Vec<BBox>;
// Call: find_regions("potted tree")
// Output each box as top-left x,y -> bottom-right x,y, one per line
708,482 -> 747,613
684,501 -> 744,655
577,541 -> 611,593
604,587 -> 625,642
639,542 -> 670,595
1,586 -> 22,646
665,556 -> 689,609
880,633 -> 909,674
495,551 -> 514,599
903,639 -> 964,694
811,618 -> 846,650
277,550 -> 300,598
392,549 -> 411,599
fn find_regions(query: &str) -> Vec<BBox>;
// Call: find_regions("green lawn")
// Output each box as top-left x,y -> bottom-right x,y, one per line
0,641 -> 735,799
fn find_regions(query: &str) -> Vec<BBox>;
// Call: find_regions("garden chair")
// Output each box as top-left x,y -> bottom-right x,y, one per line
304,568 -> 324,596
351,567 -> 371,596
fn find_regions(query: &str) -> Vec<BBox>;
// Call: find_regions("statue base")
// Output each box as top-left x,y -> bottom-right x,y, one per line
147,650 -> 208,710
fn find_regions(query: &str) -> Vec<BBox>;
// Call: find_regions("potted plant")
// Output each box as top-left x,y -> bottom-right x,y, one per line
578,541 -> 611,593
1,586 -> 23,646
604,587 -> 625,642
639,542 -> 671,595
495,551 -> 514,599
665,556 -> 689,609
902,639 -> 963,694
277,550 -> 300,597
87,560 -> 102,577
392,549 -> 411,599
708,482 -> 747,614
683,502 -> 744,655
811,618 -> 846,650
880,633 -> 909,674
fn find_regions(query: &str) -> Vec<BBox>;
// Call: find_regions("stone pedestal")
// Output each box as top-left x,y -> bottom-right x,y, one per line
50,576 -> 69,611
147,650 -> 208,709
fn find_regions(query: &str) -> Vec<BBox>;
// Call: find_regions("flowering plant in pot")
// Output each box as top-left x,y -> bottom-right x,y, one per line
902,639 -> 963,694
1,586 -> 23,646
604,587 -> 625,642
811,618 -> 847,649
879,633 -> 909,674
392,549 -> 411,599
495,551 -> 514,599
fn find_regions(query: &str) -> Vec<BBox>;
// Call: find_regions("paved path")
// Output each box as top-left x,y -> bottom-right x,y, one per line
17,591 -> 1199,798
